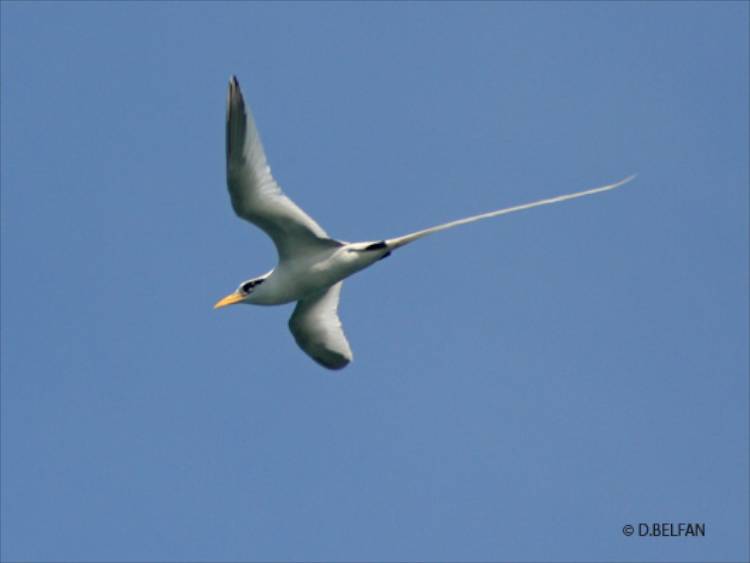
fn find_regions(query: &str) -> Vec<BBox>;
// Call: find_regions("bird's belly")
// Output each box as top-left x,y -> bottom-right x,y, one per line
248,246 -> 379,305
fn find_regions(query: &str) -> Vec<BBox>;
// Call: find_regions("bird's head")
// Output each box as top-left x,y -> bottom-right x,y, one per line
213,276 -> 266,309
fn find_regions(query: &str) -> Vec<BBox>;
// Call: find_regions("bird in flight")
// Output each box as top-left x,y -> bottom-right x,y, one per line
214,75 -> 634,370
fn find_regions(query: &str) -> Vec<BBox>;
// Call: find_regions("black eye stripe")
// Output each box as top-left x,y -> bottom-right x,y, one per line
241,278 -> 265,293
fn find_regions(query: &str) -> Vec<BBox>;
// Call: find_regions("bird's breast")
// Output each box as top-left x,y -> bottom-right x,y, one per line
247,245 -> 381,305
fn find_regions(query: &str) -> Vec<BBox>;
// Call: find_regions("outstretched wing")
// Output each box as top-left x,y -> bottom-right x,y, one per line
288,282 -> 352,370
226,76 -> 341,262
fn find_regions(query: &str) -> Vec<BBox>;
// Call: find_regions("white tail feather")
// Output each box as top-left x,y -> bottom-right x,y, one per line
386,175 -> 636,250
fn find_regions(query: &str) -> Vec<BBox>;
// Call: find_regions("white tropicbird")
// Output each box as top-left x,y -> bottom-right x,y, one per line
214,76 -> 634,370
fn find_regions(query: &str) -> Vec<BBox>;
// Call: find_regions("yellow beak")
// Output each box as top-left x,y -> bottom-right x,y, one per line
213,292 -> 245,309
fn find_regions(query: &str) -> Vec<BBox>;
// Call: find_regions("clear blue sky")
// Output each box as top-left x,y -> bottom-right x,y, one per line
1,2 -> 748,562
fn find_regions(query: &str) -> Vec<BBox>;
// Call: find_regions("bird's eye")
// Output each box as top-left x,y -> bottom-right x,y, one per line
241,282 -> 254,293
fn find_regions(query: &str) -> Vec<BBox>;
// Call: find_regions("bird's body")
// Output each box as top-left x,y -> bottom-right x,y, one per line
245,241 -> 388,306
215,75 -> 633,369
